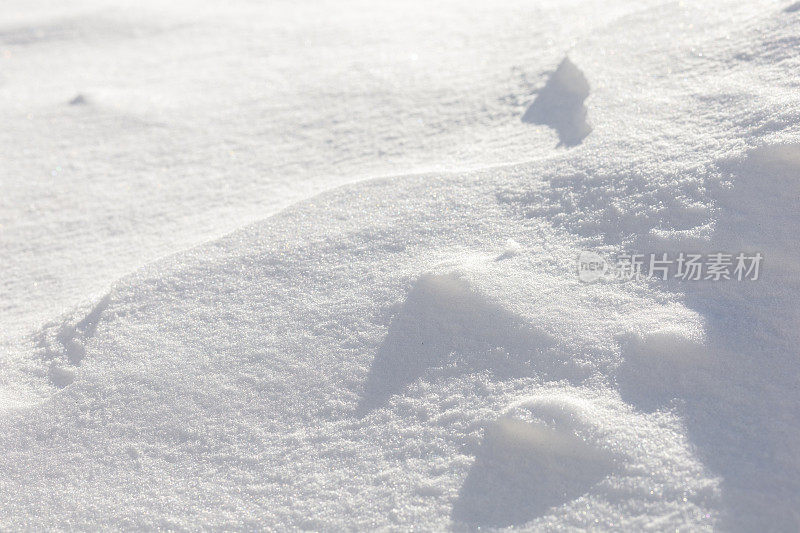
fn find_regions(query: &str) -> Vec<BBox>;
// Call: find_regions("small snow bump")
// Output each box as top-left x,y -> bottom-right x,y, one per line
48,364 -> 76,388
357,271 -> 555,415
68,93 -> 88,106
415,482 -> 443,497
496,238 -> 522,260
125,445 -> 140,460
452,418 -> 614,527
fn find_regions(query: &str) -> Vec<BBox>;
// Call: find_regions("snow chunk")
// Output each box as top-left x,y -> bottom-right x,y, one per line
522,57 -> 592,147
496,238 -> 523,260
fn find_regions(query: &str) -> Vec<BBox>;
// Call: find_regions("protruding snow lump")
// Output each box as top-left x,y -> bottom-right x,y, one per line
522,57 -> 592,147
68,93 -> 88,106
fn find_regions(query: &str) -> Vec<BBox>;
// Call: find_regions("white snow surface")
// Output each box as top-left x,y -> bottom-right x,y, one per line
2,0 -> 800,530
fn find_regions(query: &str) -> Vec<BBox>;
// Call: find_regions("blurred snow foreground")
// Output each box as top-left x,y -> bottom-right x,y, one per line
2,0 -> 800,530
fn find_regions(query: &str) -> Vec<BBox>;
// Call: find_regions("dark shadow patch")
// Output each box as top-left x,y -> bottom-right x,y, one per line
616,332 -> 716,413
615,145 -> 800,531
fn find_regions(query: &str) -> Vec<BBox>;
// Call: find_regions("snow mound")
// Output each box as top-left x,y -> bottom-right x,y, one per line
0,162 -> 715,528
358,271 -> 555,415
522,57 -> 592,147
451,417 -> 614,528
453,388 -> 719,529
2,2 -> 800,527
4,139 -> 797,528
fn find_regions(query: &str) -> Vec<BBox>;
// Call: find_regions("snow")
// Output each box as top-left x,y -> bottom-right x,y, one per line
2,0 -> 800,530
522,57 -> 592,147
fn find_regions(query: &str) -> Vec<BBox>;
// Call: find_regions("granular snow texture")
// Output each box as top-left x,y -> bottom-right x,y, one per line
2,0 -> 800,530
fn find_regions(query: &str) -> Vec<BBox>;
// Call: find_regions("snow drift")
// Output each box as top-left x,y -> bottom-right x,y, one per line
2,0 -> 800,530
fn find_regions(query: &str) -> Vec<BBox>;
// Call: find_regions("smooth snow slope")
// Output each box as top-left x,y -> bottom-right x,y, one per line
0,0 -> 647,340
2,0 -> 800,530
